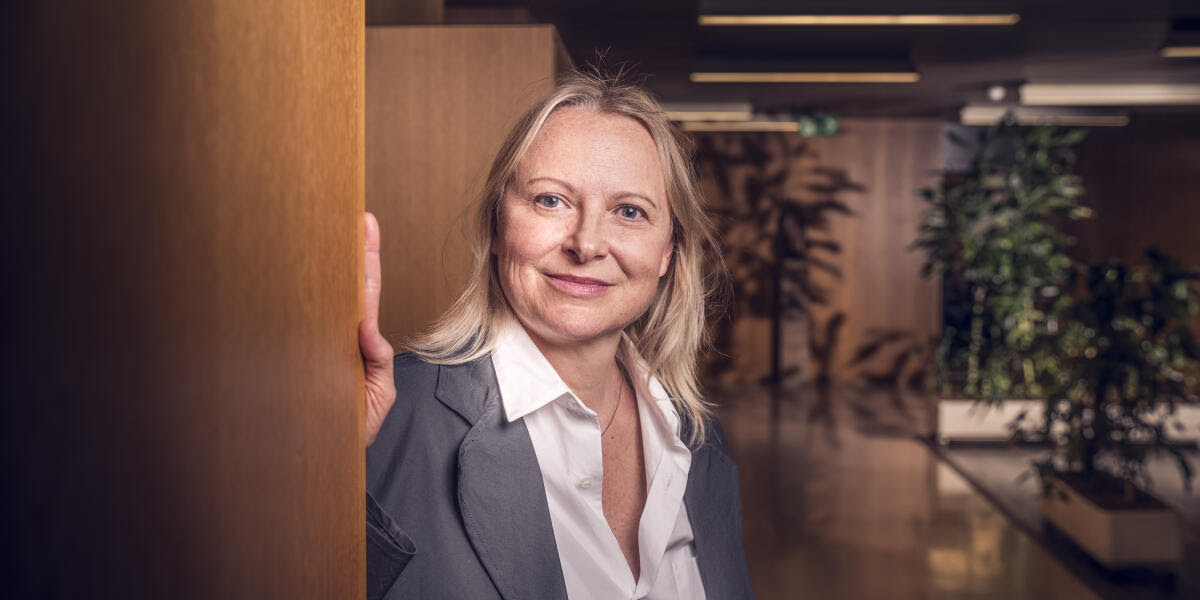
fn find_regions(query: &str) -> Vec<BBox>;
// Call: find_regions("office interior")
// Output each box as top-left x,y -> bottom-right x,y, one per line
5,1 -> 1200,598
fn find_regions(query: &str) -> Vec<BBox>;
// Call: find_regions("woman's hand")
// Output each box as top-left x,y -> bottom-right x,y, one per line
361,212 -> 396,447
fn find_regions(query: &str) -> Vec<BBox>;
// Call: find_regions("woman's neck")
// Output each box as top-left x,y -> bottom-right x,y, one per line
524,327 -> 624,415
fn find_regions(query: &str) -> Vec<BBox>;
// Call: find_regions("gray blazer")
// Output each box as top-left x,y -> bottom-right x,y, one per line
366,353 -> 755,599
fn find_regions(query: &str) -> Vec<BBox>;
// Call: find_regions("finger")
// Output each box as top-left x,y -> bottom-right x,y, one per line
359,318 -> 393,366
363,212 -> 383,335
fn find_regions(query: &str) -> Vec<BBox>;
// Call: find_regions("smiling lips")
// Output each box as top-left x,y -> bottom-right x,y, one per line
545,273 -> 613,296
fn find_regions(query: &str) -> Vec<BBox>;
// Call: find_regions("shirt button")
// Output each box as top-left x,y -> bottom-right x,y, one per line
577,476 -> 594,490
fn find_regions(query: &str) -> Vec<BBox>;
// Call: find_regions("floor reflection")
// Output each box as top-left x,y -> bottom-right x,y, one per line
940,446 -> 1200,599
712,384 -> 1096,600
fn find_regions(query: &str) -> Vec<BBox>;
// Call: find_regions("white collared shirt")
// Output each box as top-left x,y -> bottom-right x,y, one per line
491,320 -> 707,600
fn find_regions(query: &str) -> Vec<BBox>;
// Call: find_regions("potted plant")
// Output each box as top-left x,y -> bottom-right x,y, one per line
913,118 -> 1092,443
1034,248 -> 1200,568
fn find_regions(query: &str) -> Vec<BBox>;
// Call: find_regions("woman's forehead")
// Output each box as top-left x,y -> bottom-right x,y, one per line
515,108 -> 667,198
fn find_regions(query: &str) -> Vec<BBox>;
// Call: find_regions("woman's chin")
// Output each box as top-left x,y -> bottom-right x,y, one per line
521,316 -> 626,348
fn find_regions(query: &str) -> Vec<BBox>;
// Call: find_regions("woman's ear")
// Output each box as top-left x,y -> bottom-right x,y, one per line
658,241 -> 675,278
491,186 -> 510,257
491,202 -> 504,257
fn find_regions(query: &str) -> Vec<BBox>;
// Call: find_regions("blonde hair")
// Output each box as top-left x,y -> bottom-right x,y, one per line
409,70 -> 722,446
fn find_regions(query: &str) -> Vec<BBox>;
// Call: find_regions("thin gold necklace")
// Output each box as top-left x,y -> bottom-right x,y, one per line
601,365 -> 626,436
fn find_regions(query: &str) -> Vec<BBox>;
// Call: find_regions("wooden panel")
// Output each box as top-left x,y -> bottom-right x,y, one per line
366,0 -> 443,25
2,2 -> 365,598
1067,114 -> 1200,269
367,26 -> 567,346
805,120 -> 942,382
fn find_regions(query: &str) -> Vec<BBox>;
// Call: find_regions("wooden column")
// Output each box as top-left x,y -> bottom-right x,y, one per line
2,2 -> 365,598
366,25 -> 569,346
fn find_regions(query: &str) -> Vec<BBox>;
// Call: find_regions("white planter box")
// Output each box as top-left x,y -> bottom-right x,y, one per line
935,399 -> 1200,445
935,398 -> 1044,444
1040,476 -> 1182,568
1156,403 -> 1200,444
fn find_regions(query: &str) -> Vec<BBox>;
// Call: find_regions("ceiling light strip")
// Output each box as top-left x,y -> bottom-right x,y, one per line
1021,84 -> 1200,105
698,14 -> 1020,26
691,72 -> 919,83
961,106 -> 1129,127
680,121 -> 800,132
660,103 -> 754,122
665,111 -> 754,121
1161,46 -> 1200,58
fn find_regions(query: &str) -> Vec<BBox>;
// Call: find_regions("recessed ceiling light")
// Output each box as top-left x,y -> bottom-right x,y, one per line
987,85 -> 1007,102
961,106 -> 1129,127
690,72 -> 920,83
698,14 -> 1020,26
1020,84 -> 1200,105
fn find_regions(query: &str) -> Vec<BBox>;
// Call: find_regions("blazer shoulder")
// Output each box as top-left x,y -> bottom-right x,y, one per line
680,409 -> 734,458
393,351 -> 438,384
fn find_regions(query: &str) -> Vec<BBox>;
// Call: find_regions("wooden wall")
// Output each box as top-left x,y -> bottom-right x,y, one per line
2,2 -> 365,598
1068,113 -> 1200,269
698,120 -> 943,384
366,26 -> 569,346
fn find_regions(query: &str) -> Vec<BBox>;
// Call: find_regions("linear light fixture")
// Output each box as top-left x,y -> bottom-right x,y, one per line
698,14 -> 1020,26
961,106 -> 1129,127
691,72 -> 919,83
679,121 -> 800,133
660,102 -> 753,122
1021,83 -> 1200,105
1161,46 -> 1200,58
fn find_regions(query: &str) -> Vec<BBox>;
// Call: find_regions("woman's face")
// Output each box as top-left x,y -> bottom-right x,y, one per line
494,107 -> 674,348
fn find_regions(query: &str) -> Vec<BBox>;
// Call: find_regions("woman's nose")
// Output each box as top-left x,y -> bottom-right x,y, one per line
563,211 -> 608,263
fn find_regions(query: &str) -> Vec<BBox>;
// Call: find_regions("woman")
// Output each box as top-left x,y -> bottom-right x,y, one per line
359,71 -> 754,600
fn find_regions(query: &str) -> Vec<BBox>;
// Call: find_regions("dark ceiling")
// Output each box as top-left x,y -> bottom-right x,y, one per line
447,0 -> 1200,119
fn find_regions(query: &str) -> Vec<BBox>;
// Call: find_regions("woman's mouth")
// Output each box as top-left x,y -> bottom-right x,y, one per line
544,273 -> 613,296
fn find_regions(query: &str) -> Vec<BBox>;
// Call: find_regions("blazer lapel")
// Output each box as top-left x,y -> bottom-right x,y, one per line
435,359 -> 568,600
684,427 -> 752,599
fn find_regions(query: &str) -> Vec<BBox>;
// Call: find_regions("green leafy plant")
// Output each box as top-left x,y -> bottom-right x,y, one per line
913,118 -> 1092,402
1035,249 -> 1200,502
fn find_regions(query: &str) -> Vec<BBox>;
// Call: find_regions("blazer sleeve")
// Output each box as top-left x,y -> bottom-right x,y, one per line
366,491 -> 416,600
364,353 -> 427,600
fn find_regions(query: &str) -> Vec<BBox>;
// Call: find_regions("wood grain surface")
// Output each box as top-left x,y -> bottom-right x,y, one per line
366,25 -> 568,347
2,2 -> 365,598
1069,113 -> 1200,270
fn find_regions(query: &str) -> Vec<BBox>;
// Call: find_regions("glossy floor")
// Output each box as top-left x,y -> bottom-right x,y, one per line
712,384 -> 1097,600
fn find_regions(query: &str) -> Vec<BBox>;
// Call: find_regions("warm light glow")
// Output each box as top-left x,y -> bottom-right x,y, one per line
691,72 -> 919,83
661,102 -> 754,122
1021,84 -> 1200,105
698,14 -> 1020,26
960,106 -> 1129,127
1161,46 -> 1200,58
665,111 -> 754,121
680,121 -> 800,132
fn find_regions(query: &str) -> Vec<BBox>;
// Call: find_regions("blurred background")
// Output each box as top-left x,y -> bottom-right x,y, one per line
368,1 -> 1200,599
5,1 -> 1200,598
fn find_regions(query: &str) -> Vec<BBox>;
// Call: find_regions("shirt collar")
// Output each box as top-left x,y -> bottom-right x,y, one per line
490,319 -> 679,430
491,319 -> 574,422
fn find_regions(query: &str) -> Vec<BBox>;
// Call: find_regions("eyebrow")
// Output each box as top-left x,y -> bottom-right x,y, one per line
525,176 -> 661,211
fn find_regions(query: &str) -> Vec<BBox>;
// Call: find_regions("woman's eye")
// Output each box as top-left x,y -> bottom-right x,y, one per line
618,205 -> 645,220
535,194 -> 563,209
